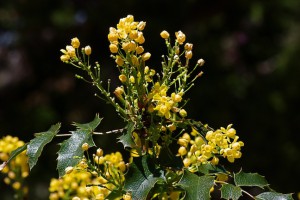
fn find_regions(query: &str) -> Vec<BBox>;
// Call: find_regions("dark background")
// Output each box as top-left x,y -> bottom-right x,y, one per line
0,0 -> 299,199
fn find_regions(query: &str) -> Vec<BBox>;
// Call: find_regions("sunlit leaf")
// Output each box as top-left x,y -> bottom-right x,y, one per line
124,155 -> 163,199
234,170 -> 268,188
256,192 -> 294,200
27,123 -> 60,170
56,116 -> 101,177
220,184 -> 242,200
178,170 -> 214,200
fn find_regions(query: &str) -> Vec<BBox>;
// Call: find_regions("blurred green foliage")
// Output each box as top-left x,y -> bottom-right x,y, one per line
0,0 -> 299,199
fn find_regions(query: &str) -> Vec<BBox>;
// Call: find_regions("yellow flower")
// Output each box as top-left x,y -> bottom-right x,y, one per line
60,54 -> 70,62
184,43 -> 193,51
179,109 -> 187,118
119,74 -> 127,83
136,46 -> 144,54
197,58 -> 205,67
81,143 -> 89,151
185,50 -> 193,59
160,30 -> 170,39
137,21 -> 146,30
115,56 -> 124,66
71,37 -> 80,48
84,46 -> 92,55
108,27 -> 118,42
142,52 -> 151,61
109,43 -> 118,53
175,30 -> 186,45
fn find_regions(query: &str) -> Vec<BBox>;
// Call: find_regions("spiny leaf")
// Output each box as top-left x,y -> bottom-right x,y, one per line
197,162 -> 227,175
57,130 -> 95,177
0,143 -> 28,171
72,114 -> 102,132
234,170 -> 268,189
124,155 -> 163,200
220,184 -> 243,200
117,122 -> 135,149
178,170 -> 214,200
256,192 -> 294,200
27,123 -> 60,170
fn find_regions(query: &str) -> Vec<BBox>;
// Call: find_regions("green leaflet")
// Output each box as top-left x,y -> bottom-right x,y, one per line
124,155 -> 163,200
57,115 -> 101,177
178,170 -> 214,200
117,121 -> 135,149
0,143 -> 28,171
234,170 -> 268,188
27,123 -> 60,170
220,184 -> 243,200
72,114 -> 102,131
256,192 -> 294,200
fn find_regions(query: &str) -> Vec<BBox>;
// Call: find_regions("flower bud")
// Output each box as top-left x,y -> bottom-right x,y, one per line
65,166 -> 74,174
179,109 -> 187,118
175,31 -> 186,45
81,143 -> 89,151
96,148 -> 103,157
84,45 -> 92,55
71,37 -> 80,48
160,30 -> 170,39
137,21 -> 146,30
109,43 -> 118,53
197,58 -> 205,67
185,50 -> 193,59
142,52 -> 151,61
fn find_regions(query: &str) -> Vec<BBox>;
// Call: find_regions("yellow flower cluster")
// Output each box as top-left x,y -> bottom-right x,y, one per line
177,125 -> 244,170
148,82 -> 186,119
49,151 -> 126,200
60,37 -> 91,62
0,135 -> 29,196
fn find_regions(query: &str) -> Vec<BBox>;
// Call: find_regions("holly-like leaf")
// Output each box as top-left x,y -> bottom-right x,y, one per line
197,162 -> 227,175
124,155 -> 164,200
57,129 -> 95,177
256,192 -> 294,200
178,170 -> 214,200
234,170 -> 268,189
117,122 -> 135,149
220,184 -> 243,200
72,114 -> 102,132
27,123 -> 60,170
57,116 -> 100,177
0,143 -> 28,171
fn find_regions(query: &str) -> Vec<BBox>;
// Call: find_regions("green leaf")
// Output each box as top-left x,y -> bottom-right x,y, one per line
256,192 -> 294,200
105,190 -> 123,199
27,123 -> 60,170
178,170 -> 214,200
117,122 -> 135,149
72,114 -> 102,132
220,184 -> 242,200
0,143 -> 28,171
197,163 -> 227,175
57,129 -> 96,177
234,171 -> 268,188
124,155 -> 163,199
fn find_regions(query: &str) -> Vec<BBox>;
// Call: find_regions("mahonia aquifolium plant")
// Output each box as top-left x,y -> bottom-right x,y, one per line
0,15 -> 295,200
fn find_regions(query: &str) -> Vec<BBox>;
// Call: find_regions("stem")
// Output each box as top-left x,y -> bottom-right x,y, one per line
56,129 -> 124,137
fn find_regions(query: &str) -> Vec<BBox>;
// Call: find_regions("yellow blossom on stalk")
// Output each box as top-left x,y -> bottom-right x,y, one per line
84,45 -> 92,55
0,135 -> 29,198
175,30 -> 186,45
160,30 -> 170,39
71,37 -> 80,48
109,43 -> 119,53
177,125 -> 244,170
49,151 -> 125,200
